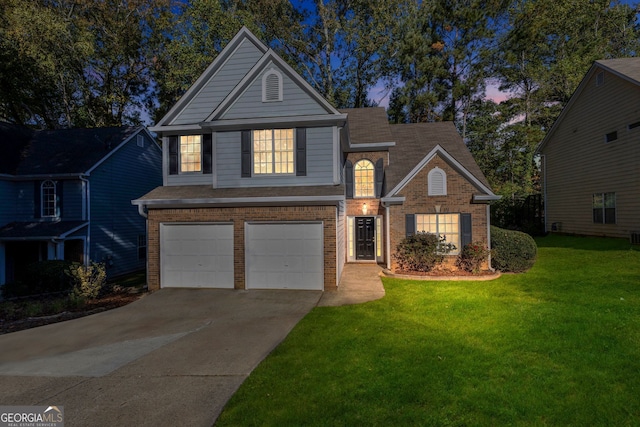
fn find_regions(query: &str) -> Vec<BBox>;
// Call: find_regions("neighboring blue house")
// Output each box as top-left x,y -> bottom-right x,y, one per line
0,123 -> 162,285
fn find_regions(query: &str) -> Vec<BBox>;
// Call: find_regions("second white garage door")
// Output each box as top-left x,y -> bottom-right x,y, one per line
245,222 -> 324,290
160,223 -> 234,289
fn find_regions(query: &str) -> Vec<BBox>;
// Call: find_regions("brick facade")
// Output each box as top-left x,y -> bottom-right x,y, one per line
387,154 -> 489,271
147,205 -> 337,291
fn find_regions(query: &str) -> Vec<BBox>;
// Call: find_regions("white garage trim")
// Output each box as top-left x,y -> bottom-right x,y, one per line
160,223 -> 234,288
245,222 -> 324,290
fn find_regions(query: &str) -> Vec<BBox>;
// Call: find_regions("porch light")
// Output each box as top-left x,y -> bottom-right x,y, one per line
362,203 -> 368,215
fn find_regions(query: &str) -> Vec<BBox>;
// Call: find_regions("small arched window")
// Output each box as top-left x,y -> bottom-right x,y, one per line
428,167 -> 447,196
262,68 -> 283,102
41,180 -> 57,217
354,159 -> 374,198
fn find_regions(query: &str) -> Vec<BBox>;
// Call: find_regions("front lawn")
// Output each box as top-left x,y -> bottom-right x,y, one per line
216,235 -> 640,426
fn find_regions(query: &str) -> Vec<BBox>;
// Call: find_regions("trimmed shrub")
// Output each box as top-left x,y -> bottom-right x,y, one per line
456,242 -> 491,274
393,233 -> 456,272
1,260 -> 74,298
490,226 -> 537,272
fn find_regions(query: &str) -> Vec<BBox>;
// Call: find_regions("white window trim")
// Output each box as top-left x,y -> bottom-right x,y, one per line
354,159 -> 375,198
415,213 -> 461,255
428,167 -> 447,196
41,180 -> 57,218
252,129 -> 295,175
262,68 -> 283,102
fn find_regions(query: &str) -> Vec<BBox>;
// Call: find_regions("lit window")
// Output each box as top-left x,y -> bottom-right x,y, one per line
41,180 -> 57,217
593,192 -> 616,224
180,135 -> 201,172
354,160 -> 374,197
416,213 -> 460,254
253,129 -> 294,174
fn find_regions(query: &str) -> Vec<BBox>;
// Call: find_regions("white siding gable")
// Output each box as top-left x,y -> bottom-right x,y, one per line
171,39 -> 265,125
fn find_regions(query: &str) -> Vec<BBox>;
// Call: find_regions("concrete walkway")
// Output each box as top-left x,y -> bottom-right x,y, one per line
318,263 -> 386,306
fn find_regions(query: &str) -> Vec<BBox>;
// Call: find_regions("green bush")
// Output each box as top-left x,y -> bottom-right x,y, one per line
490,226 -> 537,272
2,260 -> 74,298
66,261 -> 107,300
393,233 -> 456,272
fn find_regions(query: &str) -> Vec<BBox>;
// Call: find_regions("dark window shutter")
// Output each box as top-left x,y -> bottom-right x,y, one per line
57,181 -> 63,217
168,136 -> 178,175
345,160 -> 353,199
374,158 -> 384,198
296,128 -> 307,176
405,214 -> 415,237
34,181 -> 41,218
241,130 -> 251,177
202,134 -> 213,174
461,213 -> 472,247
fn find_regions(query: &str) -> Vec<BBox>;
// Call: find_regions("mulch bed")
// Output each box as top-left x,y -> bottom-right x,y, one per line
0,292 -> 145,335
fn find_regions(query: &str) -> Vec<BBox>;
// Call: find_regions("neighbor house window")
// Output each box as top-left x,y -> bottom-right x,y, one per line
253,129 -> 294,174
180,135 -> 202,172
428,167 -> 447,195
354,160 -> 374,197
416,213 -> 460,254
605,131 -> 618,143
593,192 -> 616,224
41,180 -> 57,217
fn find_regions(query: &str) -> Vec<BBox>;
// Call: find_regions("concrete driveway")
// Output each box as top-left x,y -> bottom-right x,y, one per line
0,289 -> 321,426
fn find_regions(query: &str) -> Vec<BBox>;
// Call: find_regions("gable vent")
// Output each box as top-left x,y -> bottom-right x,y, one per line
137,134 -> 144,147
428,167 -> 447,196
262,69 -> 283,102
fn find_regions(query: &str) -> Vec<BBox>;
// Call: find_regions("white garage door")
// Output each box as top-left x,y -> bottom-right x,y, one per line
160,223 -> 234,288
245,222 -> 323,290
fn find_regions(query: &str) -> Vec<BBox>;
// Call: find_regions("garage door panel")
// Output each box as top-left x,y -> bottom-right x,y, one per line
246,223 -> 323,290
160,224 -> 234,289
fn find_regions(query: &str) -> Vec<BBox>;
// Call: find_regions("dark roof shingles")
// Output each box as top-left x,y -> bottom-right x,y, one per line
0,124 -> 140,176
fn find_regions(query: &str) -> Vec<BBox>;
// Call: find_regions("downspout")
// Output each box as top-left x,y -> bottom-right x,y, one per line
541,154 -> 547,233
137,204 -> 148,219
384,204 -> 391,270
487,204 -> 495,272
79,175 -> 90,266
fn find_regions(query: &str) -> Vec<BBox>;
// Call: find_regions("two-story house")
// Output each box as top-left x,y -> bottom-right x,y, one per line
133,27 -> 499,291
0,124 -> 162,285
538,58 -> 640,239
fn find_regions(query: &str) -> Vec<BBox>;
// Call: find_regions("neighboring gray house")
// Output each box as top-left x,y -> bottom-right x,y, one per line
0,124 -> 162,285
134,27 -> 498,292
538,58 -> 640,239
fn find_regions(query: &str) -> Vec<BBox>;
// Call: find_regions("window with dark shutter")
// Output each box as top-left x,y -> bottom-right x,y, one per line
296,128 -> 307,176
405,214 -> 415,237
241,130 -> 251,177
168,136 -> 178,175
374,158 -> 384,198
460,213 -> 472,247
202,134 -> 213,174
345,160 -> 354,198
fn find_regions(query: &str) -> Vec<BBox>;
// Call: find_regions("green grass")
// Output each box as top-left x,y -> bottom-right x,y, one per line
216,235 -> 640,426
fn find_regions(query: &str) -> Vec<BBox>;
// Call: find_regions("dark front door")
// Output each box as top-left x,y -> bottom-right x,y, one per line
356,217 -> 375,260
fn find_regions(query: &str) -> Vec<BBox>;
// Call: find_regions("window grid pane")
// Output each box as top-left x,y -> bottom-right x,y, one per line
42,180 -> 56,217
180,135 -> 201,172
253,129 -> 294,175
354,160 -> 374,197
415,213 -> 460,254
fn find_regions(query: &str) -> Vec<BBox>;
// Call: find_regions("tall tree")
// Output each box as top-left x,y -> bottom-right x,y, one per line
0,0 -> 169,128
